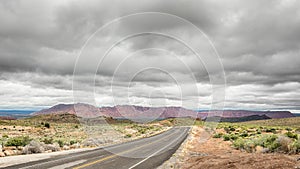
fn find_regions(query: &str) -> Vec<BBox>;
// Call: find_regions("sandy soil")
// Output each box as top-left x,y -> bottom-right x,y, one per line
179,126 -> 300,169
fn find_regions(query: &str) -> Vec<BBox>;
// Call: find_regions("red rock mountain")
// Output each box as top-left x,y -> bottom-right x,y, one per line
32,103 -> 295,119
32,103 -> 198,119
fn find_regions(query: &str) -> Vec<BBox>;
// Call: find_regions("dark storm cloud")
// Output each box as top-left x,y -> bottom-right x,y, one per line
0,0 -> 299,110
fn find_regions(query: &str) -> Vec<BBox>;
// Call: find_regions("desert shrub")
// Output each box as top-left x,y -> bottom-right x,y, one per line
291,140 -> 300,153
44,123 -> 50,128
233,138 -> 256,152
70,140 -> 76,145
277,136 -> 292,152
56,140 -> 64,147
223,133 -> 239,141
213,133 -> 223,138
233,134 -> 282,153
285,132 -> 298,139
239,131 -> 249,138
266,128 -> 277,134
256,129 -> 262,134
223,134 -> 231,141
285,127 -> 293,131
74,125 -> 79,129
229,126 -> 236,131
255,134 -> 280,152
41,137 -> 53,144
5,136 -> 31,147
224,127 -> 231,133
229,134 -> 239,140
244,140 -> 257,152
125,134 -> 132,138
233,138 -> 246,149
2,134 -> 8,138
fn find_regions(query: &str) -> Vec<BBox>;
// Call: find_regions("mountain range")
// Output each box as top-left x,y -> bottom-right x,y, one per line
32,103 -> 295,121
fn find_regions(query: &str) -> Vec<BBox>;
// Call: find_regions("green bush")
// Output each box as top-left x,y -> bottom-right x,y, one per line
224,127 -> 231,133
232,138 -> 245,149
239,131 -> 249,138
213,133 -> 223,138
233,134 -> 282,153
41,137 -> 53,144
285,127 -> 293,131
56,140 -> 64,147
266,128 -> 277,134
223,134 -> 231,141
70,140 -> 76,145
125,134 -> 132,138
5,136 -> 31,147
291,140 -> 300,153
233,138 -> 259,153
229,126 -> 236,131
222,133 -> 239,141
285,132 -> 298,139
253,134 -> 280,152
229,134 -> 239,140
44,123 -> 50,128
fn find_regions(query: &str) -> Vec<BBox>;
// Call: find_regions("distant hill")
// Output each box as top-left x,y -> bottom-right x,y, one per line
0,116 -> 16,120
32,103 -> 295,121
240,117 -> 300,127
0,110 -> 34,119
205,115 -> 271,123
198,110 -> 294,119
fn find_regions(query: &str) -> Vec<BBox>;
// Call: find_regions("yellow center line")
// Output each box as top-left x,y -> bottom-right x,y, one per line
73,128 -> 183,169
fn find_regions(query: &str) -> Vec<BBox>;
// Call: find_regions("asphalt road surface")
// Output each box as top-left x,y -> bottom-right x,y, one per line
3,127 -> 190,169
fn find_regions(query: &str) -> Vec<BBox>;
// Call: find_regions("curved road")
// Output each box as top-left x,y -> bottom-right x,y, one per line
4,127 -> 190,169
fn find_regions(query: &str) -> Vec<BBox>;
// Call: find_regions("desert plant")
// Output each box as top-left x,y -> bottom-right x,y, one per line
223,134 -> 231,141
285,132 -> 298,139
239,131 -> 249,137
285,127 -> 293,131
255,134 -> 280,152
125,134 -> 132,138
232,138 -> 245,149
70,140 -> 76,145
56,140 -> 64,147
277,136 -> 292,152
5,136 -> 31,147
44,123 -> 50,128
224,127 -> 231,133
41,137 -> 53,144
291,139 -> 300,153
213,133 -> 223,138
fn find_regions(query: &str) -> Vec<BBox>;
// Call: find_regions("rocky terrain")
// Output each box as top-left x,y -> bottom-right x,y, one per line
175,126 -> 300,169
0,113 -> 170,157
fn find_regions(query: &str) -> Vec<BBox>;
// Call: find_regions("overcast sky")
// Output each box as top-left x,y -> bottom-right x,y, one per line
0,0 -> 299,112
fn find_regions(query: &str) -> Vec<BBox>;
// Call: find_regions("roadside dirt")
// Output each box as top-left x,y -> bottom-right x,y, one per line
178,126 -> 300,169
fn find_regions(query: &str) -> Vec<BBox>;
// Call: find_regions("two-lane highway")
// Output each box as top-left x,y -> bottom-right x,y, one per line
4,127 -> 190,169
